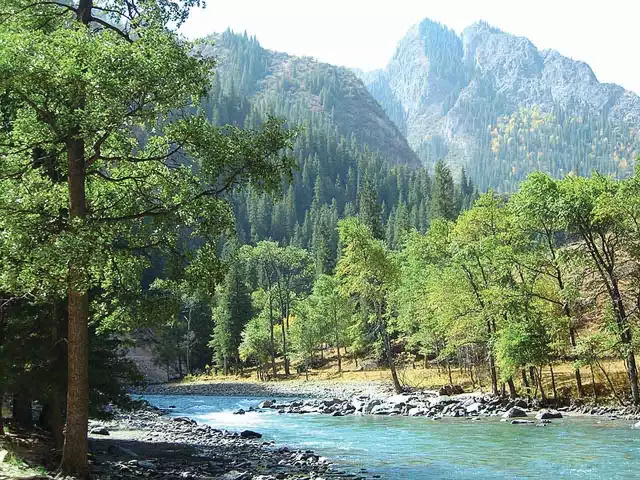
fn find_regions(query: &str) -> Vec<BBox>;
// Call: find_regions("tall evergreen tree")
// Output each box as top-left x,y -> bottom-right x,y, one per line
431,161 -> 458,221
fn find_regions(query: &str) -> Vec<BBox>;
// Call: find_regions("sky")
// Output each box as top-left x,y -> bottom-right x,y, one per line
181,0 -> 640,94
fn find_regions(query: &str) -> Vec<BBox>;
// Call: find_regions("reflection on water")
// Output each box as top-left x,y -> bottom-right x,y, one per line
143,395 -> 640,480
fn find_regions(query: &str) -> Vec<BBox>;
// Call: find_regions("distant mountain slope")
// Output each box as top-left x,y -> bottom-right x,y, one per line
198,30 -> 420,165
355,19 -> 640,190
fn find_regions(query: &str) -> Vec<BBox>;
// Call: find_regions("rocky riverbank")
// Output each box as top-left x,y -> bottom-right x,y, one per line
136,380 -> 640,423
86,404 -> 369,480
251,392 -> 640,423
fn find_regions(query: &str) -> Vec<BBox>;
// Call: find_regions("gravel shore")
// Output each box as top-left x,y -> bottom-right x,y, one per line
87,405 -> 370,480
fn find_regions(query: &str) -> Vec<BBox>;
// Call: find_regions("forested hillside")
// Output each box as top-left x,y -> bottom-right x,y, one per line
355,19 -> 640,190
197,30 -> 477,257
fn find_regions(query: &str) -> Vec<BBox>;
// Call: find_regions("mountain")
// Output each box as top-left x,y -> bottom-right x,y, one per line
197,30 -> 419,165
355,19 -> 640,190
191,30 -> 476,262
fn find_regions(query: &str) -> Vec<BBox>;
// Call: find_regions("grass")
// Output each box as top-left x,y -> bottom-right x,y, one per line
184,349 -> 632,404
0,442 -> 50,479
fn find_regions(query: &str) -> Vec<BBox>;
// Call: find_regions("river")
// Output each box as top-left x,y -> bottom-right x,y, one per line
143,394 -> 639,479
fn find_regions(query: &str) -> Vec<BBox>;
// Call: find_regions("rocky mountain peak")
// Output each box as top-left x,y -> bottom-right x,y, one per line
357,18 -> 640,189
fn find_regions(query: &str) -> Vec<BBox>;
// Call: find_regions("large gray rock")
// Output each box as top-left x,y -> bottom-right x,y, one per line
370,404 -> 391,415
364,399 -> 382,414
535,409 -> 563,420
634,421 -> 640,429
258,400 -> 275,408
502,407 -> 528,419
239,430 -> 262,439
219,471 -> 250,480
465,402 -> 482,414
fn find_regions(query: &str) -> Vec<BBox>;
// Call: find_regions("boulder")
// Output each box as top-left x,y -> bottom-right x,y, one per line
513,399 -> 528,408
634,421 -> 640,429
386,394 -> 411,405
438,384 -> 465,396
363,399 -> 382,414
408,407 -> 426,416
233,409 -> 246,415
172,417 -> 196,425
258,400 -> 275,408
219,471 -> 250,480
510,419 -> 535,425
90,427 -> 110,436
465,402 -> 482,414
239,430 -> 262,439
429,395 -> 453,407
535,409 -> 563,420
370,404 -> 391,415
501,407 -> 528,419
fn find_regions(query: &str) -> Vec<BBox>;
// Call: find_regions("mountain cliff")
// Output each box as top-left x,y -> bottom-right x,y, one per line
355,19 -> 640,189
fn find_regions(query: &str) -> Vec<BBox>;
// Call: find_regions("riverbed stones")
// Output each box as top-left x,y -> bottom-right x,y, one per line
501,407 -> 528,419
535,409 -> 563,420
364,399 -> 382,414
219,470 -> 250,480
465,402 -> 482,414
438,384 -> 464,395
90,427 -> 110,435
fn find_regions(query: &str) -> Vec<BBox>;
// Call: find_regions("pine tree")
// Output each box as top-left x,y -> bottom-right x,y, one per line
431,161 -> 458,221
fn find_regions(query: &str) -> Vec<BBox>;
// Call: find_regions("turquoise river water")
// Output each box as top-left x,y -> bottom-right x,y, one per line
143,395 -> 640,479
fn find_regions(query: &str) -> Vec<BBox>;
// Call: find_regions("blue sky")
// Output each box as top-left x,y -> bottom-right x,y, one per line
181,0 -> 640,94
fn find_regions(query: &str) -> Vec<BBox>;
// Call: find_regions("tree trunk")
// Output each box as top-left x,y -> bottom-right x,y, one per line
569,328 -> 584,397
185,307 -> 192,375
590,363 -> 598,404
384,332 -> 402,394
487,321 -> 498,395
280,319 -> 289,376
549,364 -> 558,401
447,360 -> 453,385
336,345 -> 342,373
60,134 -> 90,478
521,369 -> 530,399
611,280 -> 639,404
269,296 -> 276,379
0,390 -> 3,436
507,377 -> 517,398
13,392 -> 33,429
537,365 -> 546,401
530,366 -> 539,398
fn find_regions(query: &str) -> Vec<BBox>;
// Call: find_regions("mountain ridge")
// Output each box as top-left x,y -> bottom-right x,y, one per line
197,30 -> 420,166
354,18 -> 640,189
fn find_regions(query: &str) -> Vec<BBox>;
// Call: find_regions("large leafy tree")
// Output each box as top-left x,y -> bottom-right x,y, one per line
305,274 -> 351,372
507,172 -> 585,397
0,0 -> 295,475
336,218 -> 402,392
557,173 -> 640,404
